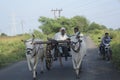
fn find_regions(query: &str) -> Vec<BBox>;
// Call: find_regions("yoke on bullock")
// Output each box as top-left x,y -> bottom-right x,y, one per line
34,39 -> 72,69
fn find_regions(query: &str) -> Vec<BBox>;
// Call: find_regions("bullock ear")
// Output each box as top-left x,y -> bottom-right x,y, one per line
21,39 -> 24,42
31,34 -> 35,44
21,40 -> 26,43
32,34 -> 35,38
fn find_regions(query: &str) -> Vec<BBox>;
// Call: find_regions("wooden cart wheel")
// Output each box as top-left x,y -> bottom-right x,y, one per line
45,44 -> 53,70
46,58 -> 52,70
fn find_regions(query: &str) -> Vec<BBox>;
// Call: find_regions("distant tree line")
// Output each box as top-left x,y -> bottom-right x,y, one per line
37,15 -> 108,35
0,33 -> 7,37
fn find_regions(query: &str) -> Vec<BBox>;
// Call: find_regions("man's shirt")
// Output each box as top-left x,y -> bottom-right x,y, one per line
54,32 -> 68,40
102,36 -> 111,45
74,32 -> 80,36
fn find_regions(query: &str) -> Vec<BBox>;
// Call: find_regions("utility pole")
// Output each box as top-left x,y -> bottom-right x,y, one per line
51,8 -> 63,18
51,9 -> 58,19
58,9 -> 63,17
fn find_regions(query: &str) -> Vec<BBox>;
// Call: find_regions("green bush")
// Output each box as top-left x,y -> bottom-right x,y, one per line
112,43 -> 120,69
0,34 -> 30,67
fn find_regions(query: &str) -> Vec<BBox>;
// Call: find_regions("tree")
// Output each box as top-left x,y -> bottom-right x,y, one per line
101,25 -> 107,29
38,16 -> 54,34
38,16 -> 89,35
88,22 -> 107,31
115,28 -> 120,31
71,16 -> 89,32
0,33 -> 7,36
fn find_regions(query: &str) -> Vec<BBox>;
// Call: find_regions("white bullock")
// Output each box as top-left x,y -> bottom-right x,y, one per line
70,33 -> 86,78
22,38 -> 45,80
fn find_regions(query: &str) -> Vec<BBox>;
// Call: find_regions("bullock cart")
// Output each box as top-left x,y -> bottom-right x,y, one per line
35,39 -> 70,70
35,37 -> 84,79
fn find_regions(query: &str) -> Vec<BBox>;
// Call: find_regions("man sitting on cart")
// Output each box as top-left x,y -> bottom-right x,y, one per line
53,27 -> 69,61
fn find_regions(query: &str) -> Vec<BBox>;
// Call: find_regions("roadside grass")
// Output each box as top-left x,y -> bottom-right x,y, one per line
0,30 -> 119,69
110,31 -> 120,69
0,32 -> 53,68
0,34 -> 30,67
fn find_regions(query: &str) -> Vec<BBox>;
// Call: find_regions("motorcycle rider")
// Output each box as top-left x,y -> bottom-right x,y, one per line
101,32 -> 111,45
99,32 -> 112,60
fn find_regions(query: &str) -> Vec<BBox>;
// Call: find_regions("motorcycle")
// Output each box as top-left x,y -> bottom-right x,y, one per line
103,43 -> 112,61
98,37 -> 112,61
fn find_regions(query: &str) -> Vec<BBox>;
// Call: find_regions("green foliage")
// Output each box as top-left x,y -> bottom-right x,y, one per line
0,33 -> 7,36
38,16 -> 89,35
115,28 -> 120,31
71,16 -> 89,32
110,31 -> 117,39
0,34 -> 30,67
89,30 -> 104,45
88,22 -> 107,31
39,16 -> 60,34
112,43 -> 120,69
110,31 -> 120,69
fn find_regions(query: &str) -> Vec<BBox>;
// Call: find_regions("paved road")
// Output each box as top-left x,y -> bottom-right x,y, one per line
0,37 -> 120,80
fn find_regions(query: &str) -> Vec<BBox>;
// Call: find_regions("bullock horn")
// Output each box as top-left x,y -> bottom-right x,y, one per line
31,34 -> 35,44
21,40 -> 24,42
32,34 -> 35,38
21,40 -> 26,43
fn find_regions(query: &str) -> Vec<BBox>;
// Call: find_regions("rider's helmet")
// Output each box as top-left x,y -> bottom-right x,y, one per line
105,32 -> 109,35
105,32 -> 109,37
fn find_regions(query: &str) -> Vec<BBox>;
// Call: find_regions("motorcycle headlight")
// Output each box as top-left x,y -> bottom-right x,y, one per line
105,48 -> 108,49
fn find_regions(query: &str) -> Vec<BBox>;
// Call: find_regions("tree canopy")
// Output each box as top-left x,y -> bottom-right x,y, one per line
38,16 -> 107,35
0,33 -> 7,36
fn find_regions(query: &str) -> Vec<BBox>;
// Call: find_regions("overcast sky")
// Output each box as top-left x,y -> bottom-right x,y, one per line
0,0 -> 120,36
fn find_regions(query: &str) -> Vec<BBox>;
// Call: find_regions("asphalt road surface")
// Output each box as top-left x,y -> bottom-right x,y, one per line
0,37 -> 120,80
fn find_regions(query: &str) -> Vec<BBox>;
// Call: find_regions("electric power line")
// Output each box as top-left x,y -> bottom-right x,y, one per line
51,9 -> 63,18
